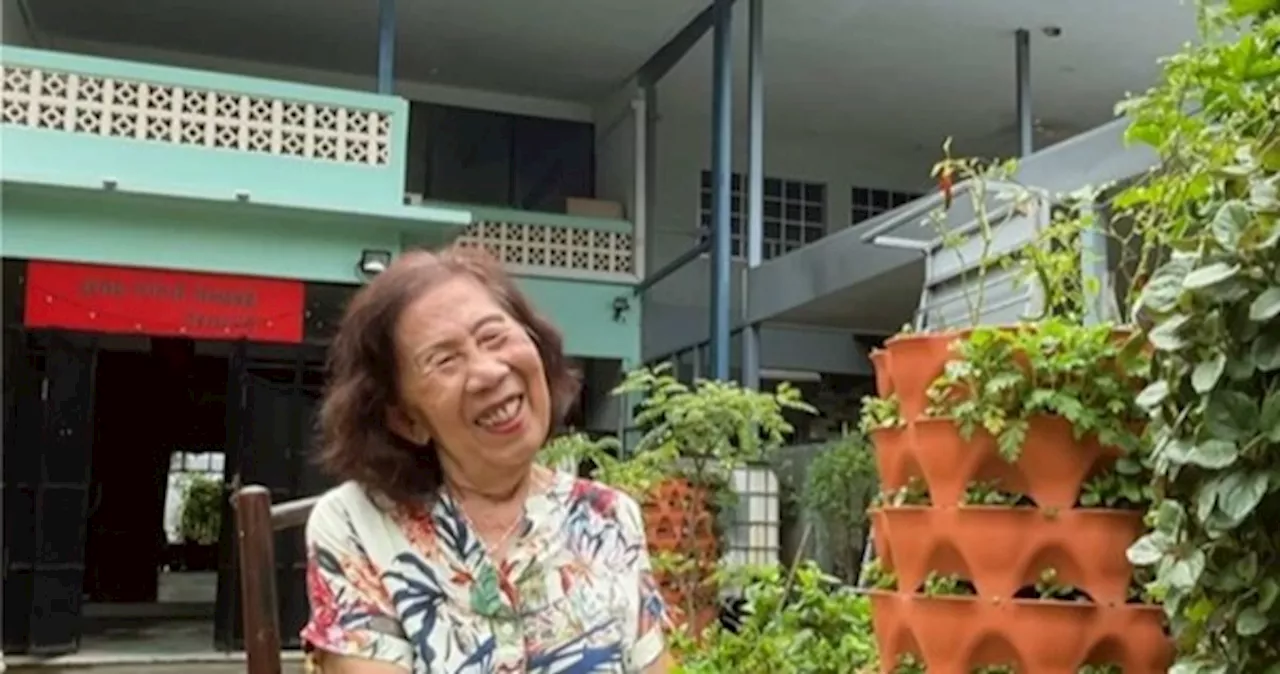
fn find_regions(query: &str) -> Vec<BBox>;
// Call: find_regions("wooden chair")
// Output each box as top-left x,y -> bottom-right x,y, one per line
233,485 -> 320,674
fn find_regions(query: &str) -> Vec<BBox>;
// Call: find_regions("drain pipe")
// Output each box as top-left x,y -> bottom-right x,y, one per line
741,0 -> 765,390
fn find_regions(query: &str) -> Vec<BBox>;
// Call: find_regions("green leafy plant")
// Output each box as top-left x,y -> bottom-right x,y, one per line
925,318 -> 1148,461
613,364 -> 814,633
859,395 -> 905,434
861,556 -> 899,591
920,571 -> 977,597
673,562 -> 880,674
1032,567 -> 1080,602
892,653 -> 927,674
178,474 -> 223,546
1116,2 -> 1280,671
871,476 -> 932,508
801,427 -> 878,581
961,479 -> 1032,507
1077,464 -> 1153,510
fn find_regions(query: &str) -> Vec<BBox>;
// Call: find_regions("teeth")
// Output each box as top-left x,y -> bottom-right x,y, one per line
478,397 -> 521,428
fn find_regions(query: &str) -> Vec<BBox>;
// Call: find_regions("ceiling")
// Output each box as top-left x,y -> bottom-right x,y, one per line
27,0 -> 1196,156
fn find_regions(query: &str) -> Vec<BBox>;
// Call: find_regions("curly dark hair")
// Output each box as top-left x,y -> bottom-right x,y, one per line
315,246 -> 581,505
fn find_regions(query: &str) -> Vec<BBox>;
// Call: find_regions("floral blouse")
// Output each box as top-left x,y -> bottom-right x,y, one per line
301,470 -> 668,673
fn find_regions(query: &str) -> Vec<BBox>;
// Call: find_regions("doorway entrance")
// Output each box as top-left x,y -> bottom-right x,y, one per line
1,332 -> 328,657
79,336 -> 230,655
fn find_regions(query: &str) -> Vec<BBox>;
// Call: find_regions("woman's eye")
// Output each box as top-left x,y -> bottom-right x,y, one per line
479,331 -> 507,346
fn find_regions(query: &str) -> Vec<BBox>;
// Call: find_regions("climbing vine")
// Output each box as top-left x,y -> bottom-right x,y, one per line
1119,1 -> 1280,671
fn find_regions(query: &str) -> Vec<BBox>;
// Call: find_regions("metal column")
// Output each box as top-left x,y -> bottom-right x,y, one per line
708,0 -> 734,381
741,0 -> 765,390
377,0 -> 397,94
1015,28 -> 1033,157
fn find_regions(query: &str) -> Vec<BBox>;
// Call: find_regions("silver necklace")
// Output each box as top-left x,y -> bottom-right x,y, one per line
455,469 -> 547,557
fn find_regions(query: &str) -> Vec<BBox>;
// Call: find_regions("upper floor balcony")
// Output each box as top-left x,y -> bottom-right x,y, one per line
0,46 -> 640,285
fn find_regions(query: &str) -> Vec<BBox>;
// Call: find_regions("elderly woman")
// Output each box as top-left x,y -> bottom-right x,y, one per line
301,248 -> 672,673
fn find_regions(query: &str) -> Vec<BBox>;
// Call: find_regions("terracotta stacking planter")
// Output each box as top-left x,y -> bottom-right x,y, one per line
866,328 -> 1173,673
642,478 -> 719,635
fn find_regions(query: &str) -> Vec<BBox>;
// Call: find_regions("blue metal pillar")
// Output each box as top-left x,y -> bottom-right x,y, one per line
708,0 -> 734,381
1015,28 -> 1032,157
377,0 -> 397,94
741,0 -> 765,390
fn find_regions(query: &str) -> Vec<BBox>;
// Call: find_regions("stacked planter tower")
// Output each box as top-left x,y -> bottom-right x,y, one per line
865,334 -> 1172,673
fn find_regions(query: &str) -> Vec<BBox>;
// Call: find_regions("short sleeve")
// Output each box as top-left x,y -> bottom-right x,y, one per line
300,493 -> 414,671
615,493 -> 668,672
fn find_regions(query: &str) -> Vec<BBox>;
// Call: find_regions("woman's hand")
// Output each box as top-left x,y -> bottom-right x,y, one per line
313,653 -> 411,674
643,650 -> 677,673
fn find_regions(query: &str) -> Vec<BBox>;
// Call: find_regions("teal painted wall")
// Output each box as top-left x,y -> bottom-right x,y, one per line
1,186 -> 639,361
519,277 -> 640,362
2,185 -> 404,284
0,46 -> 411,215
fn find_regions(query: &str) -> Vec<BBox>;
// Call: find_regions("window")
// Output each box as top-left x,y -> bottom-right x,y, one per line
850,186 -> 924,226
698,171 -> 826,260
413,103 -> 595,212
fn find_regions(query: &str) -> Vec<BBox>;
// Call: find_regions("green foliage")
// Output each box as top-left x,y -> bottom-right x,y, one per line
801,428 -> 879,581
926,318 -> 1149,461
871,476 -> 932,508
961,479 -> 1031,507
1078,466 -> 1154,510
674,562 -> 880,674
615,364 -> 814,477
178,474 -> 223,545
1116,3 -> 1280,671
861,556 -> 899,591
1034,567 -> 1079,602
859,395 -> 904,434
920,571 -> 976,597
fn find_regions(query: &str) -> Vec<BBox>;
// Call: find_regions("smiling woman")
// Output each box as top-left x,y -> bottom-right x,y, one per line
304,247 -> 672,674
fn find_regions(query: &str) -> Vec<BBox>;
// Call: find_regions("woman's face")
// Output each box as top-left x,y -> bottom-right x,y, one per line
390,275 -> 551,483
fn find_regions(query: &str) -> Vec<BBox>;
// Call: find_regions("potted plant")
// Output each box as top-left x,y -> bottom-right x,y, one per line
177,473 -> 223,571
672,561 -> 880,673
799,427 -> 879,583
1118,2 -> 1280,670
863,152 -> 1172,671
611,365 -> 813,638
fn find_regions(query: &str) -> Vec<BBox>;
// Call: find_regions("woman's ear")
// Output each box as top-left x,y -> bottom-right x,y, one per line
386,405 -> 431,445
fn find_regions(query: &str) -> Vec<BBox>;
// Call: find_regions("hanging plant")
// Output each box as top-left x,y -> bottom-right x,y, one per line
179,473 -> 224,546
1119,2 -> 1280,670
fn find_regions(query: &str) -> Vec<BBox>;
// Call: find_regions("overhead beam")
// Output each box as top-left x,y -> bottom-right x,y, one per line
636,0 -> 740,88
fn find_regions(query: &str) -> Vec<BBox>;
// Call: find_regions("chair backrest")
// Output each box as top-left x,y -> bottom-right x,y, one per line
234,485 -> 319,674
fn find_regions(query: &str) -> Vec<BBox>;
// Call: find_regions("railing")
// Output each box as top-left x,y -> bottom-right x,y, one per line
1,47 -> 410,212
427,202 -> 638,282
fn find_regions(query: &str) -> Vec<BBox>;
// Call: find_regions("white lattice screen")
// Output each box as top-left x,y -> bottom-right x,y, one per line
1,65 -> 391,166
456,221 -> 636,276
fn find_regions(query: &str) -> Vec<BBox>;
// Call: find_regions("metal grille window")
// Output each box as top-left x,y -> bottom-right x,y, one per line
699,171 -> 827,259
850,186 -> 924,226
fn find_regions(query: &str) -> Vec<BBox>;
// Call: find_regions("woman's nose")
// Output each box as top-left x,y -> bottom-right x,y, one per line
466,352 -> 510,391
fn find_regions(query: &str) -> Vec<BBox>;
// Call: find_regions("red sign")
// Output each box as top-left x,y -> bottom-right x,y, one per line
24,261 -> 305,343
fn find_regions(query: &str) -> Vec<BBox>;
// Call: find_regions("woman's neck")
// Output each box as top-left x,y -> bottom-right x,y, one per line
444,462 -> 541,507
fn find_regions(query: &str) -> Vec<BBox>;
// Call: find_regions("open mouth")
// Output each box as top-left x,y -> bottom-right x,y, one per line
475,394 -> 525,432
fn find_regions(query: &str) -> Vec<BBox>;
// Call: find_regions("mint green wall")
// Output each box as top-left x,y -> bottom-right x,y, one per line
519,277 -> 640,362
1,186 -> 638,362
0,46 -> 412,215
2,185 -> 406,283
